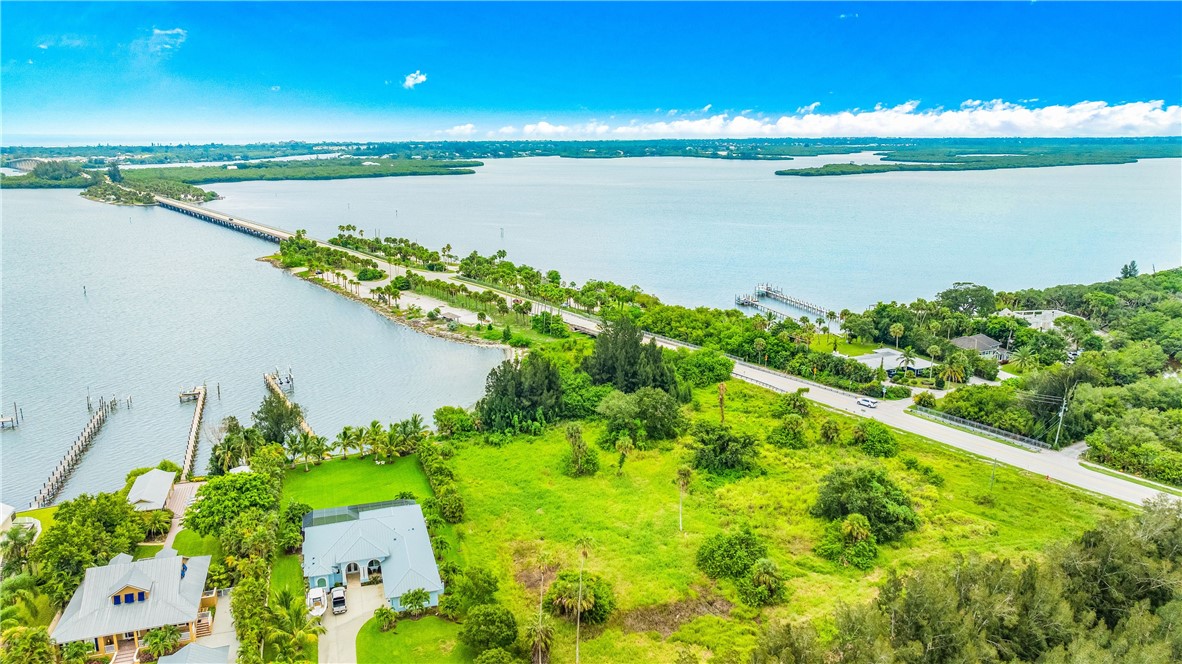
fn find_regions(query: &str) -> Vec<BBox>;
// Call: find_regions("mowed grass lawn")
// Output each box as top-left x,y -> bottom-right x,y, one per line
809,335 -> 879,357
282,455 -> 433,508
449,379 -> 1129,662
172,529 -> 224,559
356,616 -> 472,663
16,505 -> 59,533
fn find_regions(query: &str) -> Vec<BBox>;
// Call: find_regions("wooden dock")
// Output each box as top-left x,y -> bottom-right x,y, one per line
180,386 -> 207,479
735,294 -> 790,322
264,371 -> 314,436
752,284 -> 828,318
31,398 -> 116,508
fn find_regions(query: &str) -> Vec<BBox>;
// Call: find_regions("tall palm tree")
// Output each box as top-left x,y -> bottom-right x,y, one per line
266,588 -> 326,662
364,420 -> 384,457
889,323 -> 905,349
527,614 -> 555,664
574,535 -> 594,664
0,574 -> 42,630
676,466 -> 693,532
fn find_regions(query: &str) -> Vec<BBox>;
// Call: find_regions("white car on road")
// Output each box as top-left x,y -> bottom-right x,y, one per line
856,397 -> 879,409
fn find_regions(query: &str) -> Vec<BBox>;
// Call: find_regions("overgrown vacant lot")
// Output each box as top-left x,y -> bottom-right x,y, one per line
449,379 -> 1128,661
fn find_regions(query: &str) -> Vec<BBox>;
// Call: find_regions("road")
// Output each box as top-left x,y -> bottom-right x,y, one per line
160,199 -> 1169,506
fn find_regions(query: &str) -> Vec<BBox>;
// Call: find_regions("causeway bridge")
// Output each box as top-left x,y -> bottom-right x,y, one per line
155,197 -> 292,243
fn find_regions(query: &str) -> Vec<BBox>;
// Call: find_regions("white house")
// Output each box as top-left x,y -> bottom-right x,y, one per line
127,469 -> 177,512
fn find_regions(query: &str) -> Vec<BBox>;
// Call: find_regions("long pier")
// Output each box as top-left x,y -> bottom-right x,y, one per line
180,386 -> 208,479
264,371 -> 315,436
155,197 -> 292,244
31,399 -> 116,508
752,284 -> 828,317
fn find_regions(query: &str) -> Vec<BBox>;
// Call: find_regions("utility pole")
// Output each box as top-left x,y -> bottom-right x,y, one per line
1052,396 -> 1067,449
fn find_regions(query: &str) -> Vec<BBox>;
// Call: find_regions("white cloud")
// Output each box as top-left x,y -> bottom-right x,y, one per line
38,35 -> 87,50
443,123 -> 476,137
497,126 -> 517,135
147,28 -> 187,54
839,13 -> 860,20
270,85 -> 281,92
488,100 -> 1182,139
402,70 -> 427,90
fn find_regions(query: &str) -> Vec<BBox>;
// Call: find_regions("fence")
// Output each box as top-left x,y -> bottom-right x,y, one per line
910,406 -> 1050,451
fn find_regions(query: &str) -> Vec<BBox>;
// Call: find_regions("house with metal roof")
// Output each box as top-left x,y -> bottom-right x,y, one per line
127,468 -> 177,512
850,348 -> 933,376
301,500 -> 444,610
950,334 -> 1009,360
51,548 -> 215,661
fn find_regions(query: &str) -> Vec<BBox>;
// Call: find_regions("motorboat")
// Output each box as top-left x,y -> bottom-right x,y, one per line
306,587 -> 328,617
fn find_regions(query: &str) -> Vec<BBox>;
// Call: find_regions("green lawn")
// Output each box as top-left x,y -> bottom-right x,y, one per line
356,616 -> 472,664
282,455 -> 433,509
449,379 -> 1129,662
271,552 -> 305,595
16,505 -> 59,533
809,336 -> 879,357
172,529 -> 224,560
134,544 -> 163,559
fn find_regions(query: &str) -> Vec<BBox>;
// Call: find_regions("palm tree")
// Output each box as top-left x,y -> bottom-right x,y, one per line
940,360 -> 966,385
0,574 -> 42,631
748,558 -> 782,596
1011,346 -> 1038,373
574,535 -> 593,664
365,420 -> 385,457
615,435 -> 635,476
399,588 -> 430,618
0,525 -> 37,578
676,466 -> 693,532
142,625 -> 182,658
527,614 -> 555,664
900,346 -> 917,375
143,509 -> 173,539
267,588 -> 325,661
889,323 -> 905,348
334,427 -> 354,460
284,432 -> 301,469
349,424 -> 368,458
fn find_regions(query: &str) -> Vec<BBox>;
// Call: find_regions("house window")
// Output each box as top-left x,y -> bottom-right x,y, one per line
137,591 -> 146,602
124,593 -> 134,604
113,595 -> 121,605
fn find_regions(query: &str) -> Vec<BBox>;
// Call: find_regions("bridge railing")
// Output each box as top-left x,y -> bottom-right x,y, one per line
910,406 -> 1049,451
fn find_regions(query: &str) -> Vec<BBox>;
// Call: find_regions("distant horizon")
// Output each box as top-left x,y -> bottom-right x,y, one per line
5,135 -> 1182,151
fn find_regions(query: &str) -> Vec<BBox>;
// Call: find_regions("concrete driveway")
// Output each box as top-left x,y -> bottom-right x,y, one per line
198,592 -> 238,661
319,579 -> 384,663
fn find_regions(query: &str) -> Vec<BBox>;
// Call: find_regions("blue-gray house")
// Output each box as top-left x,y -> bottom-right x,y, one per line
301,500 -> 444,610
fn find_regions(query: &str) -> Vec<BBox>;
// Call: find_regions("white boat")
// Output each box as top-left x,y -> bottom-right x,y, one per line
306,587 -> 328,617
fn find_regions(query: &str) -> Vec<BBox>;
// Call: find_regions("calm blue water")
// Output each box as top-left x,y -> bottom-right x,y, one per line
205,156 -> 1182,312
0,190 -> 504,507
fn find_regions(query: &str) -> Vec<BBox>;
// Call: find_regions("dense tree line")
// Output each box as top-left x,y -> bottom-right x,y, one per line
751,497 -> 1182,663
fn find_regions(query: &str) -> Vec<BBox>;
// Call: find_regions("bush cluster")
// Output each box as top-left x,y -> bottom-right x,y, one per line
419,441 -> 465,523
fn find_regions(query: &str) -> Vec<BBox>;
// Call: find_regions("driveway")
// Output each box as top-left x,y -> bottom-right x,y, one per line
198,592 -> 238,661
319,578 -> 385,664
163,481 -> 202,548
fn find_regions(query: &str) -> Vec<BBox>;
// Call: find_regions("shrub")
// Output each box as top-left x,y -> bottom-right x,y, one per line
901,456 -> 945,487
374,606 -> 398,632
913,391 -> 937,408
811,465 -> 919,542
560,424 -> 600,477
819,418 -> 843,445
696,526 -> 768,580
433,406 -> 476,438
692,422 -> 758,474
737,558 -> 786,607
815,514 -> 879,570
674,348 -> 735,387
357,267 -> 386,281
852,420 -> 897,458
474,648 -> 519,664
459,603 -> 518,653
766,415 -> 808,449
772,389 -> 811,417
544,571 -> 617,625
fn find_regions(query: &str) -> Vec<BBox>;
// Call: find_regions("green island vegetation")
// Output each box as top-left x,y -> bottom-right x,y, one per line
776,137 -> 1182,176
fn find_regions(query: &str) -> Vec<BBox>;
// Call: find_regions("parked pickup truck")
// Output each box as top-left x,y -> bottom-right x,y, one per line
331,586 -> 347,615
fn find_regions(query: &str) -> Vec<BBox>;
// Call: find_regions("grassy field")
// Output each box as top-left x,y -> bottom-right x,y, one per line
439,378 -> 1128,662
356,616 -> 472,663
282,455 -> 433,509
172,529 -> 224,559
808,336 -> 879,357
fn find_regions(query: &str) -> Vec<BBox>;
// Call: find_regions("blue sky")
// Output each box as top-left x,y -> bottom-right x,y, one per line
3,2 -> 1180,143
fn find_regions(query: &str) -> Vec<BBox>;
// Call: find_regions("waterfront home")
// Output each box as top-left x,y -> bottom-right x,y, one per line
51,548 -> 215,661
850,348 -> 933,376
127,468 -> 177,512
0,503 -> 14,532
998,308 -> 1077,332
158,643 -> 230,663
302,500 -> 444,610
950,334 -> 1009,360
